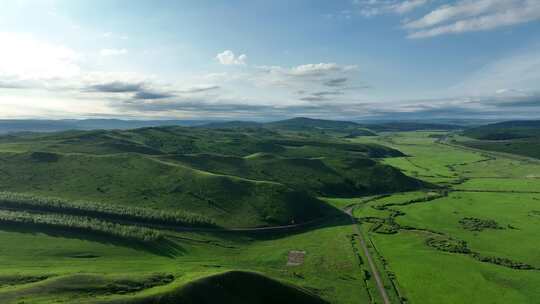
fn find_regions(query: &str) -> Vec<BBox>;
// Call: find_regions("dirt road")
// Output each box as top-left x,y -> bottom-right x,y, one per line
345,207 -> 391,304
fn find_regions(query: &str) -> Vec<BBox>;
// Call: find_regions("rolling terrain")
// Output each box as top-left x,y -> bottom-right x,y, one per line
0,119 -> 430,303
1,118 -> 538,303
350,130 -> 540,303
460,120 -> 540,159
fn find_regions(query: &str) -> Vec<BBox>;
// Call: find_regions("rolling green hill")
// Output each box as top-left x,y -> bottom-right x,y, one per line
0,152 -> 332,228
461,120 -> 540,159
167,153 -> 424,197
366,122 -> 463,132
265,117 -> 360,130
0,125 -> 426,229
101,271 -> 328,304
463,120 -> 540,140
199,117 -> 376,137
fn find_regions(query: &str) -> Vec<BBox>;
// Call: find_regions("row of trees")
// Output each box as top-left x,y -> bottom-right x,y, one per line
0,209 -> 162,242
0,192 -> 215,228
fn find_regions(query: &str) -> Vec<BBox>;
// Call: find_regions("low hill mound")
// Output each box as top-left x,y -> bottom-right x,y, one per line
109,271 -> 329,304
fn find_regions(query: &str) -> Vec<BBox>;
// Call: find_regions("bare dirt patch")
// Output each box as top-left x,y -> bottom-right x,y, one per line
287,250 -> 306,266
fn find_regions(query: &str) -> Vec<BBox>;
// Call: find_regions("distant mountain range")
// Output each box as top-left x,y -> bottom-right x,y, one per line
0,119 -> 211,134
0,117 -> 471,134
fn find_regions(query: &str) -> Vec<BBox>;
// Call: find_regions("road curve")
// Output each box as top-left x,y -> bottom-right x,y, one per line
345,207 -> 391,304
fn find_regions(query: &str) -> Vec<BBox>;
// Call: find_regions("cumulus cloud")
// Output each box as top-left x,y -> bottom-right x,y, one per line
259,63 -> 357,79
405,0 -> 540,38
216,50 -> 247,65
289,63 -> 357,76
100,48 -> 128,56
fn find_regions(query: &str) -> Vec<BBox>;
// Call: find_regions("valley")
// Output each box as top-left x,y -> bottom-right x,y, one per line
0,119 -> 539,303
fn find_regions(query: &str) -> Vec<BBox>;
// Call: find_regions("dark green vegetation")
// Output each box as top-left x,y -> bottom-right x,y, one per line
459,217 -> 503,231
0,118 -> 433,303
0,192 -> 214,227
99,271 -> 328,304
461,120 -> 540,159
0,209 -> 162,242
365,122 -> 462,132
3,118 -> 540,304
0,124 -> 424,228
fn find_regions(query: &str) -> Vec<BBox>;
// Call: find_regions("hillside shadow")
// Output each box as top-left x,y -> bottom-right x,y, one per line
215,214 -> 352,242
0,223 -> 186,258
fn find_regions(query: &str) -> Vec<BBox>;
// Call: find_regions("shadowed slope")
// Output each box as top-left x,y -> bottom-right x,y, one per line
100,271 -> 329,304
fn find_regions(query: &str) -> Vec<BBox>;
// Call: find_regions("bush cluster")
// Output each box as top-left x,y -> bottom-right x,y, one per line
459,217 -> 503,231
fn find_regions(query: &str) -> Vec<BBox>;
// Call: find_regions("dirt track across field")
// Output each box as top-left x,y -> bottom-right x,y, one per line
345,207 -> 391,304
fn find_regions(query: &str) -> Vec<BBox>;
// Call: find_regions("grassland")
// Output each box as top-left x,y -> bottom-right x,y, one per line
350,131 -> 540,303
0,126 -> 425,228
0,124 -> 427,303
0,217 -> 371,303
2,121 -> 539,303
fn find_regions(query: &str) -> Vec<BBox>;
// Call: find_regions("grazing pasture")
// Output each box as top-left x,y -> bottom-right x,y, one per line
2,124 -> 540,303
351,131 -> 540,304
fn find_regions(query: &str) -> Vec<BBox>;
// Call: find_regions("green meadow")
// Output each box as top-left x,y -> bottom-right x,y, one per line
1,122 -> 540,303
351,131 -> 540,304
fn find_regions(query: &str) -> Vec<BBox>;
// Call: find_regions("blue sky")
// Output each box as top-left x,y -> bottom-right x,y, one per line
1,0 -> 539,120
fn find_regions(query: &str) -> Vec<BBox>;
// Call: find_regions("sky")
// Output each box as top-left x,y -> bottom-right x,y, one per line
0,0 -> 539,121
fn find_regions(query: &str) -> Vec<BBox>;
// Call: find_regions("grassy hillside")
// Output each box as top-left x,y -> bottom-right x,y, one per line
265,117 -> 360,130
168,153 -> 424,197
0,152 -> 334,228
463,120 -> 540,140
199,117 -> 377,137
100,271 -> 328,304
0,122 -> 430,303
0,125 -> 425,228
366,122 -> 463,132
461,120 -> 540,159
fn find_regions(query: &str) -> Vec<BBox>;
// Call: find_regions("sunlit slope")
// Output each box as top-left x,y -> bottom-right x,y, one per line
0,126 -> 427,228
167,153 -> 425,196
0,152 -> 333,228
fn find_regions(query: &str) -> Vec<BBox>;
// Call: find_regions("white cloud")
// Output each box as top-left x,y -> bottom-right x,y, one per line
0,32 -> 80,80
102,32 -> 128,40
405,0 -> 540,38
216,50 -> 247,65
354,0 -> 429,17
259,63 -> 358,78
99,48 -> 128,56
451,46 -> 540,95
393,0 -> 429,14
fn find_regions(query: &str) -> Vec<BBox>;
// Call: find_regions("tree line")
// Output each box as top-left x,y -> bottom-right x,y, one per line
0,192 -> 215,228
0,209 -> 162,242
